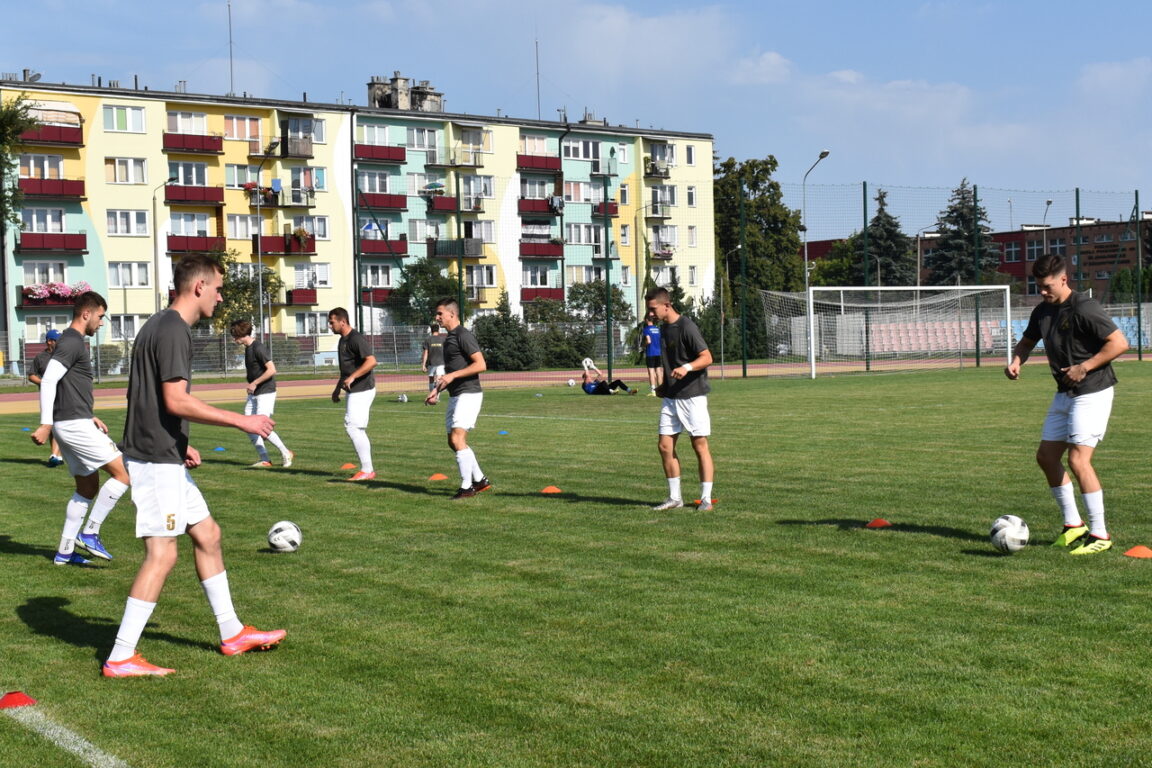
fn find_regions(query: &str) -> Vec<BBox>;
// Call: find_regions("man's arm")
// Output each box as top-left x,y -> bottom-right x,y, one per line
248,360 -> 277,394
162,379 -> 273,436
670,346 -> 713,380
1005,336 -> 1039,380
344,355 -> 377,389
30,359 -> 67,445
1061,329 -> 1128,385
427,350 -> 486,404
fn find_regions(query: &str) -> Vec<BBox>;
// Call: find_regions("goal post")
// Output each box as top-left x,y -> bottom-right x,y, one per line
760,285 -> 1012,378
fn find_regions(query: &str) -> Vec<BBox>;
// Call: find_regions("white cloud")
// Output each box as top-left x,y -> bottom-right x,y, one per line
731,51 -> 794,85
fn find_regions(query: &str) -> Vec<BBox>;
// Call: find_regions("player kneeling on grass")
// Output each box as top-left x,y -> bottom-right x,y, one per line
425,298 -> 492,499
30,291 -> 130,565
230,319 -> 294,468
1005,254 -> 1128,556
103,254 -> 285,678
646,287 -> 715,512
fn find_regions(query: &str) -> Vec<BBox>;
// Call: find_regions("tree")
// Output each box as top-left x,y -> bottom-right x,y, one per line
860,189 -> 915,286
385,257 -> 459,325
211,249 -> 283,332
713,156 -> 803,292
473,290 -> 540,371
810,233 -> 862,286
923,179 -> 1000,285
566,280 -> 632,322
0,94 -> 36,229
522,298 -> 569,324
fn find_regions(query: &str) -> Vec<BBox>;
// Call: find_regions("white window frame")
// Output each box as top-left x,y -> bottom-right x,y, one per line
1049,237 -> 1066,256
688,225 -> 697,248
1026,240 -> 1043,261
23,260 -> 67,284
617,144 -> 629,165
687,186 -> 697,207
107,157 -> 147,185
408,172 -> 445,195
295,311 -> 329,336
294,262 -> 331,288
620,224 -> 631,247
362,263 -> 393,288
22,208 -> 65,233
227,214 -> 261,239
293,215 -> 330,239
108,262 -> 151,289
686,145 -> 696,166
19,154 -> 63,179
109,314 -> 145,342
103,105 -> 145,133
465,264 -> 496,288
224,115 -> 261,141
293,166 -> 327,192
621,265 -> 631,287
170,213 -> 210,237
25,314 -> 70,341
406,127 -> 437,150
689,265 -> 698,286
168,161 -> 207,187
650,143 -> 676,166
107,210 -> 150,236
520,178 -> 550,199
360,122 -> 389,146
562,139 -> 600,161
358,169 -> 391,194
1003,242 -> 1021,263
167,111 -> 207,135
230,263 -> 261,280
410,219 -> 442,241
619,184 -> 629,206
226,164 -> 262,188
521,134 -> 548,154
464,220 -> 495,243
522,264 -> 549,287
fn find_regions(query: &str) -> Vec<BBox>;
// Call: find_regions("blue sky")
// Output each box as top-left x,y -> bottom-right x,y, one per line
5,0 -> 1150,232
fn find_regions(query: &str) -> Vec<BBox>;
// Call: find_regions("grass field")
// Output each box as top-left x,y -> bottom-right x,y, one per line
3,364 -> 1152,767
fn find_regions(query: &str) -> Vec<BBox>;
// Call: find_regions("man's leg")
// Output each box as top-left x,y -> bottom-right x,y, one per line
106,536 -> 179,665
245,395 -> 271,463
654,433 -> 683,509
1067,443 -> 1110,545
691,435 -> 714,507
345,391 -> 375,477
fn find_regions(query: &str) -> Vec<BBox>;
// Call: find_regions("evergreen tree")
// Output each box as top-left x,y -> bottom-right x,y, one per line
810,233 -> 863,286
472,290 -> 540,371
385,257 -> 459,325
859,189 -> 915,286
923,179 -> 1000,285
714,156 -> 803,292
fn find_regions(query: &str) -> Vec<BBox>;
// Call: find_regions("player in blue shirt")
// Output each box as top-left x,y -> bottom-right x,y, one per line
640,316 -> 663,396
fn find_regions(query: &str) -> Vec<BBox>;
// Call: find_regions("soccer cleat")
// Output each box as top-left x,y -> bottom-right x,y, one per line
77,532 -> 113,561
1069,535 -> 1113,556
472,477 -> 492,494
652,498 -> 684,511
452,486 -> 478,499
47,455 -> 64,467
282,451 -> 295,468
1052,524 -> 1089,547
102,653 -> 174,678
250,461 -> 273,468
647,390 -> 657,397
220,625 -> 286,656
53,551 -> 91,566
628,389 -> 638,395
347,470 -> 376,481
696,500 -> 714,511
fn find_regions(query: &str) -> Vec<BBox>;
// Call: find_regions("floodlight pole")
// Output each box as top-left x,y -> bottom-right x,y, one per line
152,177 -> 177,313
254,139 -> 280,339
1042,199 -> 1052,255
803,150 -> 829,380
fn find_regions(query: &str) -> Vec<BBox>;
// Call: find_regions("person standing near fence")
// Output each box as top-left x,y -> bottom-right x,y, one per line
1004,254 -> 1129,555
421,322 -> 447,392
29,329 -> 64,467
230,320 -> 294,468
328,307 -> 377,481
640,316 -> 663,397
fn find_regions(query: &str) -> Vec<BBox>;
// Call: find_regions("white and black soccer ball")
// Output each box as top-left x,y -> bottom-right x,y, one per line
567,378 -> 575,387
990,515 -> 1029,554
581,357 -> 594,370
268,520 -> 302,553
398,393 -> 408,403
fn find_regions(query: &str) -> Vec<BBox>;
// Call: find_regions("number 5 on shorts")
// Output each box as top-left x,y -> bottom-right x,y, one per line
166,513 -> 176,531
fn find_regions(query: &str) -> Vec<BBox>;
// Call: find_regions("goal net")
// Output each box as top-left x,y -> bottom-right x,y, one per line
760,286 -> 1012,378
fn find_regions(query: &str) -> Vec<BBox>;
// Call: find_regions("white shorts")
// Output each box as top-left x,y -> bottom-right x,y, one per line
54,418 -> 122,477
429,365 -> 446,378
127,459 -> 211,538
446,391 -> 483,432
344,388 -> 376,429
659,395 -> 711,438
245,391 -> 277,417
1041,387 -> 1114,447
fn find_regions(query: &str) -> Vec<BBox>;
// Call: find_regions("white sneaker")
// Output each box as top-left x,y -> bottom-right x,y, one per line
696,500 -> 713,511
652,498 -> 684,511
283,451 -> 295,468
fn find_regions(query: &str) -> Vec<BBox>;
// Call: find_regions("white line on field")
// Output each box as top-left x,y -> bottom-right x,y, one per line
5,707 -> 132,768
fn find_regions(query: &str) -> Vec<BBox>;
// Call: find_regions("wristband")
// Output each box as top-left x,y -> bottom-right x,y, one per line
682,363 -> 693,372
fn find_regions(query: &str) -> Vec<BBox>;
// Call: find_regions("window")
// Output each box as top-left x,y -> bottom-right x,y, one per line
230,263 -> 261,280
689,265 -> 698,286
1094,233 -> 1113,243
463,175 -> 494,199
687,186 -> 697,207
107,210 -> 149,236
1049,237 -> 1066,256
620,224 -> 630,246
227,214 -> 261,239
406,127 -> 436,150
292,216 -> 329,239
109,315 -> 144,341
1075,235 -> 1090,245
103,105 -> 145,133
362,264 -> 392,288
410,219 -> 443,241
22,208 -> 64,233
224,115 -> 260,141
360,123 -> 389,146
108,262 -> 151,288
521,134 -> 548,154
25,314 -> 70,341
1026,276 -> 1038,296
621,265 -> 630,286
567,265 -> 605,284
295,312 -> 329,336
1121,230 -> 1137,242
1095,270 -> 1111,279
688,226 -> 697,248
562,139 -> 600,162
650,185 -> 677,207
463,220 -> 495,243
616,143 -> 629,165
1025,240 -> 1043,261
168,161 -> 207,186
311,119 -> 326,144
653,265 -> 679,285
520,221 -> 551,241
23,261 -> 67,284
225,165 -> 261,188
358,169 -> 391,194
619,184 -> 629,206
106,157 -> 147,184
653,225 -> 679,249
686,145 -> 696,166
1003,242 -> 1021,263
294,263 -> 331,288
460,128 -> 492,157
358,217 -> 398,240
286,117 -> 324,143
465,264 -> 496,287
566,223 -> 604,255
563,181 -> 595,203
520,178 -> 551,199
170,213 -> 209,236
291,167 -> 326,193
650,143 -> 676,166
522,264 -> 550,287
167,111 -> 207,135
408,172 -> 444,195
19,154 -> 63,179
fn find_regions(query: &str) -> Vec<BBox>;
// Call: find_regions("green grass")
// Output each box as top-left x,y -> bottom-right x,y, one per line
4,365 -> 1152,767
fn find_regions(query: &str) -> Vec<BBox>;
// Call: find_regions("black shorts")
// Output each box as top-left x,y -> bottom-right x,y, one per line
646,355 -> 661,369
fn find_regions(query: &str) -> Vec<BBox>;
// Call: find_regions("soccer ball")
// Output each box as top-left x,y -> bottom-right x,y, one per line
990,515 -> 1029,554
398,393 -> 408,403
267,520 -> 301,553
581,357 -> 594,370
567,378 -> 575,387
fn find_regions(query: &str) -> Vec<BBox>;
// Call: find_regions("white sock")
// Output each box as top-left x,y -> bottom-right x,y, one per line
1051,483 -> 1082,527
1082,490 -> 1108,539
667,476 -> 681,501
201,571 -> 244,641
470,450 -> 484,482
266,430 -> 289,457
108,596 -> 156,663
85,478 -> 128,534
346,425 -> 374,473
701,481 -> 713,503
248,431 -> 271,463
456,448 -> 475,488
59,493 -> 90,554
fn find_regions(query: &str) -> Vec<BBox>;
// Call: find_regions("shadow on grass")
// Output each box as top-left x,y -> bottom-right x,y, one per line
482,490 -> 648,508
16,596 -> 211,661
0,456 -> 62,468
776,518 -> 986,543
0,535 -> 57,559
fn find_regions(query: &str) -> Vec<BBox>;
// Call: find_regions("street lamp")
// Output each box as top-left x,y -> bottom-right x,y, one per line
152,176 -> 178,314
1042,198 -> 1053,255
718,244 -> 741,380
254,139 -> 280,338
802,149 -> 829,380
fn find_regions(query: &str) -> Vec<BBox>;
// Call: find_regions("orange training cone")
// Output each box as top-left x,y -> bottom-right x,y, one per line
693,499 -> 718,505
340,463 -> 356,470
1123,545 -> 1152,559
866,518 -> 892,528
0,691 -> 36,709
541,486 -> 562,494
428,473 -> 448,481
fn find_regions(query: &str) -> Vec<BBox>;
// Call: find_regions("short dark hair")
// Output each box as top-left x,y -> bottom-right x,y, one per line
173,254 -> 223,294
645,287 -> 671,304
230,319 -> 253,338
72,291 -> 107,317
429,322 -> 440,333
434,297 -> 459,314
328,307 -> 350,323
1032,254 -> 1067,279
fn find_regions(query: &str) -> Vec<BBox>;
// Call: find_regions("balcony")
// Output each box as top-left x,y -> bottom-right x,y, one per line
465,286 -> 494,304
18,178 -> 85,200
16,232 -> 87,254
166,185 -> 225,206
19,125 -> 84,147
518,197 -> 563,216
285,288 -> 318,305
247,140 -> 280,159
425,195 -> 459,213
168,234 -> 226,253
426,238 -> 483,258
279,136 -> 313,159
162,132 -> 224,154
359,238 -> 408,256
255,233 -> 316,255
521,287 -> 563,302
519,241 -> 564,258
358,192 -> 407,211
354,144 -> 407,163
425,147 -> 484,168
644,202 -> 673,219
246,187 -> 316,208
651,246 -> 676,260
461,197 -> 485,214
516,154 -> 562,173
644,159 -> 671,179
592,202 -> 619,217
16,285 -> 82,309
360,288 -> 393,304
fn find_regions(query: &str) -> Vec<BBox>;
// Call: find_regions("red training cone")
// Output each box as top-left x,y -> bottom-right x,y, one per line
541,486 -> 562,494
1123,545 -> 1152,559
0,691 -> 36,709
340,463 -> 357,470
428,473 -> 448,481
866,518 -> 892,528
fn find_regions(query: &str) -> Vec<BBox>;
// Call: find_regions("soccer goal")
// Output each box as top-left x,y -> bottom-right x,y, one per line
761,285 -> 1013,378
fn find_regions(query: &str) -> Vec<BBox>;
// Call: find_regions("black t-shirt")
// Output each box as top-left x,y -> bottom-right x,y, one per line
122,310 -> 192,464
661,315 -> 711,399
51,328 -> 95,421
31,348 -> 52,379
1022,291 -> 1119,395
245,340 -> 276,395
444,325 -> 482,396
423,334 -> 446,367
338,329 -> 375,393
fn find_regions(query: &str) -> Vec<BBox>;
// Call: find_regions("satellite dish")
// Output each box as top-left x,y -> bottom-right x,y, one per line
28,72 -> 41,82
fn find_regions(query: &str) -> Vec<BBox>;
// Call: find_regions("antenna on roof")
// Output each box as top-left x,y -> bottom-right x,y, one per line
227,0 -> 236,96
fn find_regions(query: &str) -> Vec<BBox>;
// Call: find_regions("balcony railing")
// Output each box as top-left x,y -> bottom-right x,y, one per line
359,238 -> 409,256
166,185 -> 225,205
425,147 -> 484,167
516,154 -> 562,173
360,288 -> 393,304
17,178 -> 85,199
19,124 -> 84,146
358,192 -> 407,210
521,287 -> 564,302
644,202 -> 673,218
279,136 -> 313,158
162,132 -> 224,154
426,238 -> 483,257
16,232 -> 87,253
285,288 -> 318,305
16,285 -> 83,309
465,286 -> 494,303
517,197 -> 563,216
519,241 -> 564,258
255,233 -> 316,255
354,144 -> 407,163
425,195 -> 459,213
461,196 -> 485,214
592,202 -> 619,217
644,159 -> 671,179
246,187 -> 316,208
168,234 -> 226,253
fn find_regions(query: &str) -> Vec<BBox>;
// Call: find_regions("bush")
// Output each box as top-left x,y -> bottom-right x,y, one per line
532,324 -> 594,369
94,343 -> 125,376
473,291 -> 541,371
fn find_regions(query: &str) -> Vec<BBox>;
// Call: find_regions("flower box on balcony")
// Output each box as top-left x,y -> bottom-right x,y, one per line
286,289 -> 318,305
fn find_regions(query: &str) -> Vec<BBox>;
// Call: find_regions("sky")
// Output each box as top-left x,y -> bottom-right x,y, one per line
5,0 -> 1151,237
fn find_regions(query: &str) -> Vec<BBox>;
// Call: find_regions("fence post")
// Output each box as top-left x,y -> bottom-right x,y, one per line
972,184 -> 981,368
1137,189 -> 1144,361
